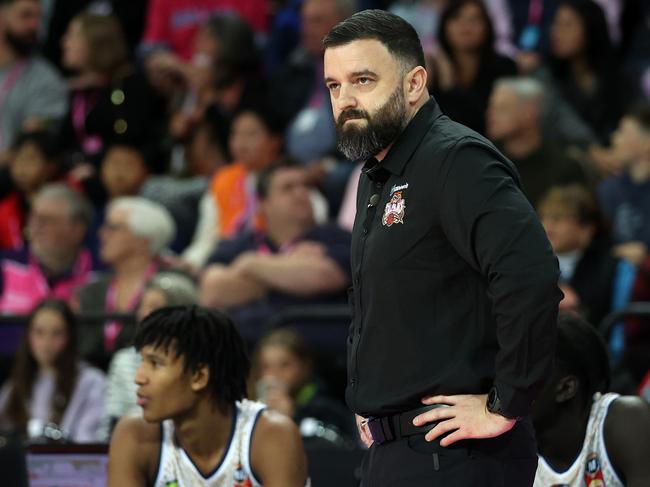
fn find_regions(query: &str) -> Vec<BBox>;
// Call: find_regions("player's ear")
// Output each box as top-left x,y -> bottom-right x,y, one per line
190,364 -> 210,392
555,374 -> 578,403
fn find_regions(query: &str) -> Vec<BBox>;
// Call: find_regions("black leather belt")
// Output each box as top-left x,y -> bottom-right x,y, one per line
366,404 -> 448,444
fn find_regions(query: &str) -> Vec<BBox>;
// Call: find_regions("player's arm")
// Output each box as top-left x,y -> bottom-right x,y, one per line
251,410 -> 309,487
604,396 -> 650,487
108,416 -> 159,487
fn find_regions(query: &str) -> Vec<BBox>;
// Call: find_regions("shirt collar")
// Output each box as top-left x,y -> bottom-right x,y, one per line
362,97 -> 441,181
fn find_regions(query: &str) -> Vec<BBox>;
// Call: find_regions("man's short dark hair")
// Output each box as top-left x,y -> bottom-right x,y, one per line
256,157 -> 300,200
134,306 -> 250,408
322,9 -> 425,71
555,312 -> 611,401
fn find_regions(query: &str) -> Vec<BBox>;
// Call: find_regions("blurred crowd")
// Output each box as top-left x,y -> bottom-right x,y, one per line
0,0 -> 649,448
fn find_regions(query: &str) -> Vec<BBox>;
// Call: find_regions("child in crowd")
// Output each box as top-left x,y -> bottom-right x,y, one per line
252,327 -> 354,440
0,130 -> 61,251
0,299 -> 105,443
598,105 -> 650,266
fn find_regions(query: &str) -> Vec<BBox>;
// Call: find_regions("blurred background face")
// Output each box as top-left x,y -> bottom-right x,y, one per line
10,142 -> 53,193
27,196 -> 84,260
61,19 -> 89,70
28,308 -> 68,369
539,205 -> 592,254
229,111 -> 281,171
259,345 -> 308,393
486,86 -> 523,142
612,117 -> 650,166
0,0 -> 41,57
551,5 -> 586,60
101,146 -> 149,199
136,288 -> 168,322
301,0 -> 341,58
99,207 -> 146,263
261,168 -> 313,226
188,26 -> 219,91
444,2 -> 487,52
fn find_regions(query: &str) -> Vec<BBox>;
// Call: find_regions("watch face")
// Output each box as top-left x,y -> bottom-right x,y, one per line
487,387 -> 498,410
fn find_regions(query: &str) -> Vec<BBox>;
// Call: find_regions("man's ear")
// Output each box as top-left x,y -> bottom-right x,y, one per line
190,364 -> 210,393
404,65 -> 428,105
555,374 -> 579,403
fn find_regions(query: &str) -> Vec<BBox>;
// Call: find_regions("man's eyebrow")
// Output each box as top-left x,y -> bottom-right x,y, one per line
324,70 -> 378,83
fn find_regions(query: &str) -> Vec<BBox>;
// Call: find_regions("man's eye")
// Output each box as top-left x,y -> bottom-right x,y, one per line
357,78 -> 372,85
327,83 -> 340,91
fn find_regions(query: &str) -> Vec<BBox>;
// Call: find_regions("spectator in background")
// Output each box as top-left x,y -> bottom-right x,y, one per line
75,197 -> 175,369
0,299 -> 105,443
486,77 -> 588,207
271,0 -> 357,215
252,327 -> 355,441
532,313 -> 650,487
141,0 -> 268,96
59,12 -> 164,170
597,105 -> 650,267
541,0 -> 631,144
166,13 -> 263,145
0,184 -> 95,314
538,184 -> 628,326
0,0 -> 67,153
100,143 -> 152,202
429,0 -> 516,135
201,160 -> 350,341
0,130 -> 61,251
98,271 -> 197,442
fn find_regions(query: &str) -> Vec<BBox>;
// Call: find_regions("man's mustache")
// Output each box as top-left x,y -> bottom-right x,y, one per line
337,109 -> 369,127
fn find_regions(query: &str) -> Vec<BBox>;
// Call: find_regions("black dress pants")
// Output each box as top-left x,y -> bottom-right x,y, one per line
360,419 -> 538,486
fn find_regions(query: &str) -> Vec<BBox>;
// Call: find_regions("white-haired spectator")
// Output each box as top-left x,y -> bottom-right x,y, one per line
75,196 -> 175,369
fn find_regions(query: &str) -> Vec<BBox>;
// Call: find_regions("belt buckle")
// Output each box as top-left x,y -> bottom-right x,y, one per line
368,416 -> 394,444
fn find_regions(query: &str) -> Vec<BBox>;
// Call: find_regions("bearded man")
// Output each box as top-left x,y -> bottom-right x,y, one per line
0,0 -> 67,151
323,10 -> 562,487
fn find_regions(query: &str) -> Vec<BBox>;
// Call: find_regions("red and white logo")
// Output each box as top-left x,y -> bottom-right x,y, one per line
382,191 -> 405,227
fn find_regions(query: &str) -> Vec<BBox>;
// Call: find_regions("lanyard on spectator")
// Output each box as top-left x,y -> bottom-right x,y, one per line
0,61 -> 27,148
71,90 -> 103,155
519,0 -> 544,51
527,0 -> 544,25
104,262 -> 158,351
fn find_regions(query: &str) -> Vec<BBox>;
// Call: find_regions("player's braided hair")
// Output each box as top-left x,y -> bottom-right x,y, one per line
134,305 -> 250,407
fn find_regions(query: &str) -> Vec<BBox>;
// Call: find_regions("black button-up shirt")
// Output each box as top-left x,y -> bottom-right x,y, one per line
347,98 -> 562,418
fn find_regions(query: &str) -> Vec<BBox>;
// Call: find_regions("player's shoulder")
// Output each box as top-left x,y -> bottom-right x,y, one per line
110,416 -> 162,464
604,395 -> 650,450
254,409 -> 301,441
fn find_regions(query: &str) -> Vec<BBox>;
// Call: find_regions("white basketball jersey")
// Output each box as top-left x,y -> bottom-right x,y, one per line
534,392 -> 624,487
153,399 -> 266,487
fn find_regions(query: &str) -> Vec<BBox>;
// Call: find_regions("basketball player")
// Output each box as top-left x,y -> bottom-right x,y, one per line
533,313 -> 650,487
108,306 -> 308,486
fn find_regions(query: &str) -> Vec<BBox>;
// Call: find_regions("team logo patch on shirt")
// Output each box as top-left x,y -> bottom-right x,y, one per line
584,453 -> 605,486
382,191 -> 405,226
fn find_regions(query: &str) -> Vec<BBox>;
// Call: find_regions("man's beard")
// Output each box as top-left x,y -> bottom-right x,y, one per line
4,29 -> 38,58
335,86 -> 408,163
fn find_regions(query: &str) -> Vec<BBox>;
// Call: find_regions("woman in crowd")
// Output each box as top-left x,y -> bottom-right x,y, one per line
252,327 -> 354,440
75,197 -> 175,369
543,0 -> 631,144
59,12 -> 163,169
98,271 -> 197,441
0,299 -> 105,443
429,0 -> 516,135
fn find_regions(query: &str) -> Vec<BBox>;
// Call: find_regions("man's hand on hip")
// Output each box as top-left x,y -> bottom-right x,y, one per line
355,414 -> 374,448
413,394 -> 516,447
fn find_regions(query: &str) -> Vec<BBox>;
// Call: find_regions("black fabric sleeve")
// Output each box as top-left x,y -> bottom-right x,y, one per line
438,142 -> 563,417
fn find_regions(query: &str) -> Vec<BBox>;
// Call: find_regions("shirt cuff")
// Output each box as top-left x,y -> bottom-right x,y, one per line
493,380 -> 537,418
